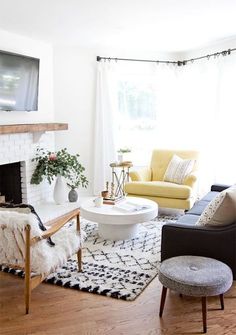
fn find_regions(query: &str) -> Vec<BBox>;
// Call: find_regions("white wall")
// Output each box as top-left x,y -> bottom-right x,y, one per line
53,47 -> 96,195
53,46 -> 175,195
0,28 -> 54,124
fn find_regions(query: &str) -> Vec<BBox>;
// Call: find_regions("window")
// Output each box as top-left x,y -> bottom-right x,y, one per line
116,73 -> 158,165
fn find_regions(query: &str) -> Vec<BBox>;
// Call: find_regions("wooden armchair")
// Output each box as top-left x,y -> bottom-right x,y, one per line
0,208 -> 82,314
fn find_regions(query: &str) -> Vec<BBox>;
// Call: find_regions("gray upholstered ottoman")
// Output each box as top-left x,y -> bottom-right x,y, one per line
159,256 -> 233,333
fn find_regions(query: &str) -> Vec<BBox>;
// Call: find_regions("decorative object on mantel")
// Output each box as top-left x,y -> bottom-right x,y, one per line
30,148 -> 88,204
1,214 -> 180,301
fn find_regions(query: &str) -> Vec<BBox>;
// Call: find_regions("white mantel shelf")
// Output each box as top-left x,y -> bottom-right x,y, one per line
0,123 -> 68,135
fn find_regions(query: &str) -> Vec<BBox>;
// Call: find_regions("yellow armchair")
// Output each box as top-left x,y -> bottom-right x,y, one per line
125,149 -> 199,210
129,167 -> 152,182
184,171 -> 198,188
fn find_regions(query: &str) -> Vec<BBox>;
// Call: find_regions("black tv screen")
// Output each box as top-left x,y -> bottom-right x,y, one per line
0,50 -> 39,111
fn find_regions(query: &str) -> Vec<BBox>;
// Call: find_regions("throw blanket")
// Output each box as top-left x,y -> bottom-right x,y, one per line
0,203 -> 55,246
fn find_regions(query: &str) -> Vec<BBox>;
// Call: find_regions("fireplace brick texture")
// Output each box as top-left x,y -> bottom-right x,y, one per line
0,132 -> 55,205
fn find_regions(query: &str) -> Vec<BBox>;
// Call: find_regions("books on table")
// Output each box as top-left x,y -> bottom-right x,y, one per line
103,195 -> 125,205
114,201 -> 150,213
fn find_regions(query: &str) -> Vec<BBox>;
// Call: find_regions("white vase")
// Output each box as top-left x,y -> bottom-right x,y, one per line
53,175 -> 67,205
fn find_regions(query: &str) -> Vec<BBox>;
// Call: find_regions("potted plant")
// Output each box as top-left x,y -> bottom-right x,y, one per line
30,148 -> 88,204
67,173 -> 88,202
117,147 -> 132,163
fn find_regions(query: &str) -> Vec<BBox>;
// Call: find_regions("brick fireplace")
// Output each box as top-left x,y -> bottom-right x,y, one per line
0,123 -> 68,206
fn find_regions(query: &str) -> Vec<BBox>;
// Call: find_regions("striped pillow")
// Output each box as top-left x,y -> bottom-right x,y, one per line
164,154 -> 194,185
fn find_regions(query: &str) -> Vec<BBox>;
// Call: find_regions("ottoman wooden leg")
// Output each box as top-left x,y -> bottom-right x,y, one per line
159,286 -> 167,317
219,294 -> 224,310
201,296 -> 207,333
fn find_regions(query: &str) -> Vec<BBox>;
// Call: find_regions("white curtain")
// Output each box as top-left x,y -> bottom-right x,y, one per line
210,55 -> 236,185
93,62 -> 118,195
174,56 -> 236,190
95,55 -> 236,195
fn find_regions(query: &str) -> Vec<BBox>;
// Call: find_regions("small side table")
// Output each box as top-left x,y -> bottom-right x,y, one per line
109,161 -> 133,197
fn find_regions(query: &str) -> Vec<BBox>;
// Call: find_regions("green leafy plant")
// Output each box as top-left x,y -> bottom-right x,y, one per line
30,147 -> 88,189
66,173 -> 88,190
117,147 -> 131,154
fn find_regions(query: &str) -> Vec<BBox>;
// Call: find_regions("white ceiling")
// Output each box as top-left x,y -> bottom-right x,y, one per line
0,0 -> 236,52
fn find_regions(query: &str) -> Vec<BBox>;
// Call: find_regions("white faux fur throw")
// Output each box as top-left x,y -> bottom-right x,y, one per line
0,211 -> 83,275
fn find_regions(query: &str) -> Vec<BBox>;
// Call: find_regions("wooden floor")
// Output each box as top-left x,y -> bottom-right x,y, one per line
1,272 -> 236,335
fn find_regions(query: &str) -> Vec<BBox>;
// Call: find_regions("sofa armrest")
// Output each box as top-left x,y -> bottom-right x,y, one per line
129,167 -> 152,181
161,223 -> 236,278
183,172 -> 198,188
211,184 -> 231,192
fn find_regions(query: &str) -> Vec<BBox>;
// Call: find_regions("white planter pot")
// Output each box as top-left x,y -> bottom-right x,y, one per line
53,175 -> 67,205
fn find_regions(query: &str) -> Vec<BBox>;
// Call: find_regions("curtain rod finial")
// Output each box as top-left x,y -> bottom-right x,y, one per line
97,56 -> 102,62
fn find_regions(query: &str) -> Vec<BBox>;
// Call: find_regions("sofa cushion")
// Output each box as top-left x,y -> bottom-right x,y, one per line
163,154 -> 195,185
200,191 -> 220,202
196,186 -> 236,227
124,181 -> 192,199
186,200 -> 210,216
176,214 -> 199,225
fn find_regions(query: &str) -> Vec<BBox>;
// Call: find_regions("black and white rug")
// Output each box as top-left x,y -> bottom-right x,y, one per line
45,215 -> 178,301
1,215 -> 179,301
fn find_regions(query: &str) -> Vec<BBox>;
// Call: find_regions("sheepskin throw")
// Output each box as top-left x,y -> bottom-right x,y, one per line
0,203 -> 55,246
0,211 -> 82,275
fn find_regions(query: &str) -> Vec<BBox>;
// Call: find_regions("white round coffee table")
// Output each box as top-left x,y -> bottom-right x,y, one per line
80,197 -> 158,240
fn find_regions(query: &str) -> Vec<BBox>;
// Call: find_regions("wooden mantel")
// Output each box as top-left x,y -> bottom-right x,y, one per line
0,123 -> 68,135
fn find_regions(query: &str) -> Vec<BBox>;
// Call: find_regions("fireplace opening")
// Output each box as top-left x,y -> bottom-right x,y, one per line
0,162 -> 22,204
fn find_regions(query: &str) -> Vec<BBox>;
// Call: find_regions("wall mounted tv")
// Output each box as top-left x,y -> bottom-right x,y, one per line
0,50 -> 39,112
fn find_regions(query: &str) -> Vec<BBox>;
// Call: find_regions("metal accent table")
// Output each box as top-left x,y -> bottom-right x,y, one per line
109,161 -> 133,198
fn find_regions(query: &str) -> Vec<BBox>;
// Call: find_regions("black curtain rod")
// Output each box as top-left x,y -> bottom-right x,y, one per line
96,55 -> 178,65
97,47 -> 236,66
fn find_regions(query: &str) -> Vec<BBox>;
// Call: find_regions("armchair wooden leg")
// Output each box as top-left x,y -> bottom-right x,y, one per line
76,213 -> 82,272
25,225 -> 31,314
25,276 -> 31,314
77,249 -> 82,272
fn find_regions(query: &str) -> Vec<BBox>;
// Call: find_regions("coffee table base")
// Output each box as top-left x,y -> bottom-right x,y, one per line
99,223 -> 139,241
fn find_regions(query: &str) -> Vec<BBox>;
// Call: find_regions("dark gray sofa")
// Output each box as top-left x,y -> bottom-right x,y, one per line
161,184 -> 236,279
